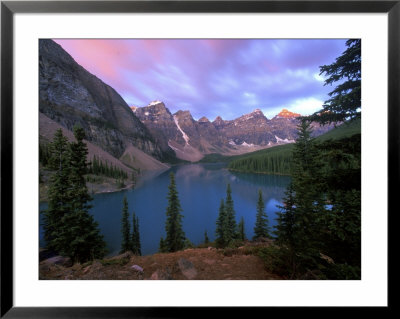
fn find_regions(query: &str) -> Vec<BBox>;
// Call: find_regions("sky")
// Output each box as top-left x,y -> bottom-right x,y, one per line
54,39 -> 347,120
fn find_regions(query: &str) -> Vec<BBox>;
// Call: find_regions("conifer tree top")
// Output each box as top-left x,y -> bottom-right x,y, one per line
307,39 -> 361,125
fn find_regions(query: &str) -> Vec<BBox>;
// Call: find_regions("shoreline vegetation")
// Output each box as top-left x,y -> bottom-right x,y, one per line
40,171 -> 136,203
40,116 -> 360,203
40,117 -> 361,280
227,167 -> 292,176
40,170 -> 136,203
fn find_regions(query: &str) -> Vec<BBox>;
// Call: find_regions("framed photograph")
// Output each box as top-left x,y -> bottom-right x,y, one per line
1,0 -> 397,317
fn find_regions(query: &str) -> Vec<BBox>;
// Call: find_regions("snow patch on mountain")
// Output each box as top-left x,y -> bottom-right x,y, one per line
173,115 -> 190,145
241,141 -> 255,147
149,100 -> 162,106
275,135 -> 295,144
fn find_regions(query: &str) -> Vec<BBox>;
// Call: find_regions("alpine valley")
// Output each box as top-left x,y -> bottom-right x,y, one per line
38,38 -> 362,282
39,39 -> 334,170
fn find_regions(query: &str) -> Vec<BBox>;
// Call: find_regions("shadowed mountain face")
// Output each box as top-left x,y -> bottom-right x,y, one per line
133,102 -> 335,161
133,102 -> 184,155
39,39 -> 165,161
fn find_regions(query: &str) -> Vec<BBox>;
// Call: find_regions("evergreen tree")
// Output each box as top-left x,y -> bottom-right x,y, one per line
184,238 -> 194,249
56,126 -> 106,263
136,215 -> 141,255
224,184 -> 237,243
270,42 -> 362,278
42,129 -> 71,252
204,230 -> 209,244
164,172 -> 186,252
274,183 -> 300,278
215,199 -> 227,247
158,237 -> 167,253
89,155 -> 128,180
287,120 -> 321,260
120,196 -> 131,253
131,212 -> 141,256
238,217 -> 246,241
275,183 -> 297,247
315,135 -> 361,271
253,189 -> 270,240
308,39 -> 361,125
39,143 -> 51,167
67,125 -> 93,212
292,120 -> 326,254
271,121 -> 327,277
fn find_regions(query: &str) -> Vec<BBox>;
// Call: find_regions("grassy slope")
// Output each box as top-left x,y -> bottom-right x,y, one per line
314,118 -> 361,142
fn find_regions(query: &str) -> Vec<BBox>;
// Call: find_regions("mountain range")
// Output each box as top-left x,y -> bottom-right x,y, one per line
39,39 -> 334,170
132,102 -> 334,162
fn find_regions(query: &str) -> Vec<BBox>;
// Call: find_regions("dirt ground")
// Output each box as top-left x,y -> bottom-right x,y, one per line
39,243 -> 282,280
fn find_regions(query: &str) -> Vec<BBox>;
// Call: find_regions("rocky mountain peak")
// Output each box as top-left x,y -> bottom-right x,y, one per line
198,116 -> 210,123
134,101 -> 172,121
276,108 -> 301,118
133,102 -> 334,162
148,100 -> 163,106
252,108 -> 264,116
213,116 -> 225,125
236,109 -> 267,123
174,110 -> 194,121
39,39 -> 165,161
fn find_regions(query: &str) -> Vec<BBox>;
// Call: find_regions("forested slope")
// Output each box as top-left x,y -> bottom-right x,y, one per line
227,118 -> 361,175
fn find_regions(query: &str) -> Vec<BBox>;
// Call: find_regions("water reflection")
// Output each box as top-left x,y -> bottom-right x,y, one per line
40,163 -> 291,256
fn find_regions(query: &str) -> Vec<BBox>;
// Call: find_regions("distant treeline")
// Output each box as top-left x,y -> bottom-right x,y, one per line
88,155 -> 128,180
228,145 -> 293,175
39,143 -> 51,167
40,143 -> 129,180
227,118 -> 361,175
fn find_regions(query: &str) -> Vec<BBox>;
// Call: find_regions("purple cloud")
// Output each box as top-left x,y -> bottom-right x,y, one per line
54,39 -> 347,120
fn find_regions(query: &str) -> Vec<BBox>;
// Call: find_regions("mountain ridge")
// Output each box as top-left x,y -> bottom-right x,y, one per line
39,39 -> 168,165
133,101 -> 334,162
39,39 -> 334,166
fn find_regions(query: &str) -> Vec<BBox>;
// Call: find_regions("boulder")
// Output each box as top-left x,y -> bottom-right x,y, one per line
131,265 -> 144,272
42,256 -> 72,267
177,258 -> 197,280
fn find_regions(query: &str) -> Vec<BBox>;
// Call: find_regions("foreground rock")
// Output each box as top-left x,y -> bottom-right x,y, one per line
177,258 -> 197,279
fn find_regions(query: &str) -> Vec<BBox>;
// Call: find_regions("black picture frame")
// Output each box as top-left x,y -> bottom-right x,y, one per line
1,0 -> 397,317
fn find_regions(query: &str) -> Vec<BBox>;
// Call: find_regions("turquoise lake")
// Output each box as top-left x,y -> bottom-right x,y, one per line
39,163 -> 291,256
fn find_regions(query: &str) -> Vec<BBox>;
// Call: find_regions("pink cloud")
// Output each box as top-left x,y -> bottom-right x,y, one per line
52,38 -> 348,120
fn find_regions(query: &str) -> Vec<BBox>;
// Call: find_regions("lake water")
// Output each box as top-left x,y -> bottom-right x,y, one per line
39,163 -> 291,256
